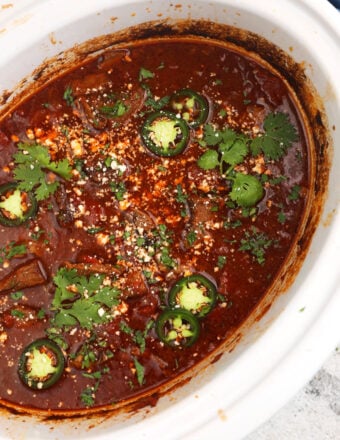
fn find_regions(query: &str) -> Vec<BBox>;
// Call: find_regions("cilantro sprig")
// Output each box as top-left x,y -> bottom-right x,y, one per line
250,112 -> 298,160
197,112 -> 297,209
13,143 -> 72,201
51,268 -> 121,330
198,125 -> 263,208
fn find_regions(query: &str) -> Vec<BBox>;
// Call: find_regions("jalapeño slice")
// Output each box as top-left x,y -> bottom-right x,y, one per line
156,308 -> 200,348
141,111 -> 189,157
18,338 -> 65,390
168,274 -> 217,317
0,182 -> 37,227
169,89 -> 209,128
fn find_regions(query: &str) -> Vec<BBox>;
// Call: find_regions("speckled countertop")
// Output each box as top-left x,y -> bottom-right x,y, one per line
246,344 -> 340,439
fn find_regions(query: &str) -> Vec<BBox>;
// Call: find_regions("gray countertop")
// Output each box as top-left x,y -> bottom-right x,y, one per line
246,345 -> 340,439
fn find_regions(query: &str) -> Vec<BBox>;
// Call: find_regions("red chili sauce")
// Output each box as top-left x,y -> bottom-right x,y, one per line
0,37 -> 309,412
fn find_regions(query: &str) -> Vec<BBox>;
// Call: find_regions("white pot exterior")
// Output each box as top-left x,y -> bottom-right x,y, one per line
0,1 -> 339,439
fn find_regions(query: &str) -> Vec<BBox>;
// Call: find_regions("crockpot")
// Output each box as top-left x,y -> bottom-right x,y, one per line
0,1 -> 339,439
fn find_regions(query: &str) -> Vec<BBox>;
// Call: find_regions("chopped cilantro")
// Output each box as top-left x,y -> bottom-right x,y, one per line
136,236 -> 145,247
213,79 -> 223,86
120,320 -> 154,353
139,67 -> 154,81
63,85 -> 74,106
241,206 -> 258,218
270,175 -> 287,185
186,230 -> 197,247
30,229 -> 45,241
239,227 -> 274,265
223,219 -> 242,229
45,327 -> 68,350
143,270 -> 158,285
160,247 -> 177,269
110,181 -> 127,201
278,205 -> 287,224
75,341 -> 97,369
11,309 -> 25,319
37,308 -> 46,319
82,371 -> 102,380
217,255 -> 227,269
133,357 -> 145,386
153,224 -> 173,245
175,184 -> 188,204
99,100 -> 128,118
10,291 -> 24,301
288,185 -> 301,201
218,108 -> 227,118
80,384 -> 97,407
86,226 -> 104,235
145,94 -> 170,111
0,241 -> 27,263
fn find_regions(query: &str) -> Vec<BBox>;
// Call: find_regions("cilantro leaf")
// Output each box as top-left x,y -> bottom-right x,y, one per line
203,123 -> 223,146
200,125 -> 248,169
34,179 -> 59,201
229,173 -> 264,208
197,149 -> 219,170
219,136 -> 248,166
250,112 -> 298,160
13,143 -> 72,201
60,298 -> 103,328
52,268 -> 81,307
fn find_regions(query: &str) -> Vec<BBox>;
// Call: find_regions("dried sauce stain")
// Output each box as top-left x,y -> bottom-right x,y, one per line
49,33 -> 57,45
0,21 -> 328,417
218,408 -> 228,421
1,4 -> 13,10
12,13 -> 33,26
322,208 -> 337,227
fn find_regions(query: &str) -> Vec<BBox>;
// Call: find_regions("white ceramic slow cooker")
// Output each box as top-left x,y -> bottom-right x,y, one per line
0,1 -> 339,439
